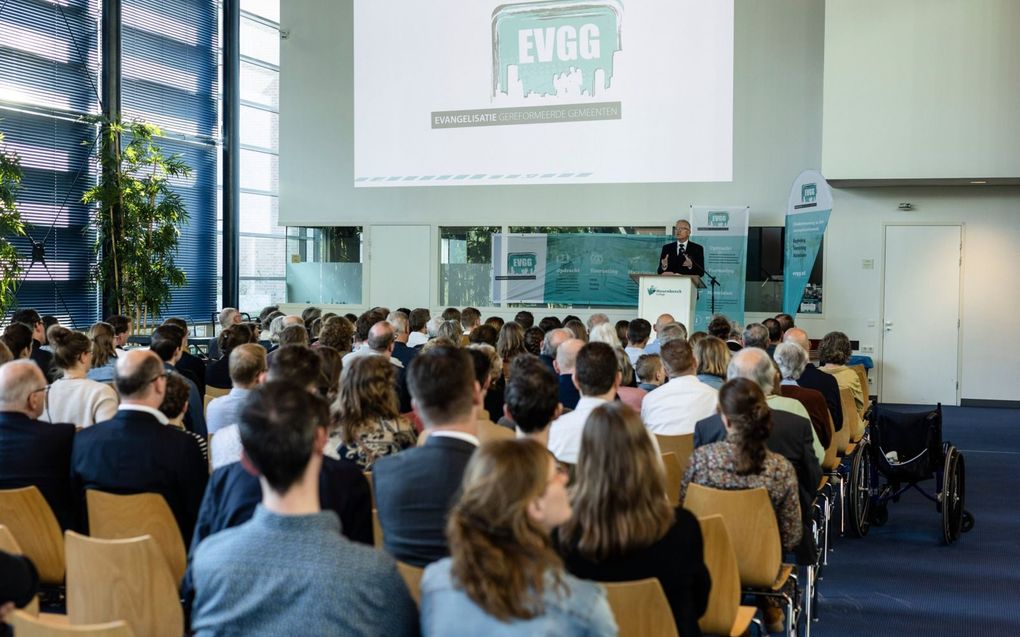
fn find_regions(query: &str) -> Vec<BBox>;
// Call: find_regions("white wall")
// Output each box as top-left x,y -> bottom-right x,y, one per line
822,0 -> 1020,180
279,0 -> 1020,402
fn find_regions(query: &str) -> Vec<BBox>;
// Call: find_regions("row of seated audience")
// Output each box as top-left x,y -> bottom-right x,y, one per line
0,303 -> 869,636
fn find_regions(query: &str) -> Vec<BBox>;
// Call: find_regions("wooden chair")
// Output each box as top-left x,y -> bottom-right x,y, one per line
0,486 -> 65,584
65,531 -> 183,637
9,611 -> 135,637
697,515 -> 757,637
206,386 -> 230,399
0,524 -> 40,616
602,578 -> 679,637
839,386 -> 864,450
655,434 -> 695,473
396,560 -> 423,606
849,364 -> 870,408
85,491 -> 187,585
683,484 -> 796,634
372,509 -> 384,548
661,452 -> 682,506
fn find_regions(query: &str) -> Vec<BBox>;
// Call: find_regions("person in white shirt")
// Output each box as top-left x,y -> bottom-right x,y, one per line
407,308 -> 430,348
547,342 -> 620,465
641,339 -> 717,436
624,318 -> 652,367
41,326 -> 118,428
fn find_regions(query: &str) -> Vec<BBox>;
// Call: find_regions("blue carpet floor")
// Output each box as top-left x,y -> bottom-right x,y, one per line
812,406 -> 1020,636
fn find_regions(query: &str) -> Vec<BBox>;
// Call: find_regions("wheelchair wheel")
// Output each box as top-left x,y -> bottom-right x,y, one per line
941,446 -> 966,544
848,440 -> 872,538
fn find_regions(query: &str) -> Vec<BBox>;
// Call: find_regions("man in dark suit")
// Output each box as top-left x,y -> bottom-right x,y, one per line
150,324 -> 207,438
163,318 -> 207,396
11,309 -> 56,383
554,338 -> 584,410
0,360 -> 76,529
70,349 -> 208,540
372,344 -> 482,567
783,328 -> 843,431
694,348 -> 821,564
657,219 -> 706,277
387,312 -> 419,369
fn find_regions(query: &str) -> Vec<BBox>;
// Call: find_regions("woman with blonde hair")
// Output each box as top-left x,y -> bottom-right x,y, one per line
86,321 -> 118,382
326,355 -> 416,470
496,321 -> 527,377
694,335 -> 730,390
560,402 -> 709,637
41,326 -> 118,428
421,439 -> 617,636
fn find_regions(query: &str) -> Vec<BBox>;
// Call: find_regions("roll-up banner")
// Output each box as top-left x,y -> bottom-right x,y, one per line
783,170 -> 832,316
690,206 -> 749,332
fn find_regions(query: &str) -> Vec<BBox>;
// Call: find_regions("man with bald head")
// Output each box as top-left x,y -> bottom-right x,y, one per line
70,349 -> 208,539
342,320 -> 403,368
0,360 -> 76,529
540,327 -> 572,371
553,338 -> 584,410
645,318 -> 687,356
783,327 -> 842,431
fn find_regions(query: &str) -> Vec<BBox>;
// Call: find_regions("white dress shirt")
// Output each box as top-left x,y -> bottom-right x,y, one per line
547,396 -> 607,464
641,375 -> 718,436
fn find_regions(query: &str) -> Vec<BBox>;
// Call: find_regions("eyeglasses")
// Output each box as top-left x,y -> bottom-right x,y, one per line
29,386 -> 48,396
146,371 -> 171,384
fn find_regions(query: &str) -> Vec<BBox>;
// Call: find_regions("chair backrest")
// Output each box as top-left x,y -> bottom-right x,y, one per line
655,434 -> 695,473
661,452 -> 682,507
602,578 -> 679,637
0,524 -> 40,616
821,412 -> 839,471
839,386 -> 864,441
85,490 -> 187,585
0,486 -> 65,584
697,515 -> 743,636
850,364 -> 870,407
372,508 -> 384,548
396,560 -> 423,606
9,610 -> 135,637
206,386 -> 230,399
683,484 -> 782,589
65,531 -> 183,637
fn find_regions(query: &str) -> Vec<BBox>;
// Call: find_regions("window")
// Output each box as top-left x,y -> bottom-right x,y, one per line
286,227 -> 363,305
745,226 -> 824,314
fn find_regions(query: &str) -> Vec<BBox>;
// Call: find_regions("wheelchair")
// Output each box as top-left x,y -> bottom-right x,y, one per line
845,403 -> 974,544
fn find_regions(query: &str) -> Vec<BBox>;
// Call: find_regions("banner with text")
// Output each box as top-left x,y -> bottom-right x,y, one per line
691,205 -> 749,331
492,233 -> 669,306
783,170 -> 832,316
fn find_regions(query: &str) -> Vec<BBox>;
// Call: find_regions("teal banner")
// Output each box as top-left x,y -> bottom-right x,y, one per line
783,171 -> 833,316
544,233 -> 669,306
691,206 -> 750,331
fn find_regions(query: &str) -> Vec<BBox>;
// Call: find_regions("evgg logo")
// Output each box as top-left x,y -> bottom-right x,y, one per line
492,0 -> 623,98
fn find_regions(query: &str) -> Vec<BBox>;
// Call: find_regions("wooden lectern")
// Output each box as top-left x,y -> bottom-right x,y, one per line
629,273 -> 704,329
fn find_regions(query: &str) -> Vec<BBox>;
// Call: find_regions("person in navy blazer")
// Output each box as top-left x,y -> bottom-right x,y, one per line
0,360 -> 77,530
372,345 -> 482,568
70,350 -> 208,541
783,327 -> 843,431
657,219 -> 706,277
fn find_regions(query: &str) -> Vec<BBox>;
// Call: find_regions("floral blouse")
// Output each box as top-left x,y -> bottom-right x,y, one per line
680,440 -> 802,551
325,417 -> 418,471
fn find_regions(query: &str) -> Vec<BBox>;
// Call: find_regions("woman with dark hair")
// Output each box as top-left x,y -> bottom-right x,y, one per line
0,323 -> 32,360
523,326 -> 545,357
560,402 -> 710,637
421,439 -> 617,636
817,330 -> 865,418
496,321 -> 527,377
563,319 -> 588,343
205,324 -> 253,389
41,325 -> 118,428
86,321 -> 118,382
694,336 -> 730,390
680,378 -> 801,632
326,355 -> 416,470
158,371 -> 210,462
315,345 -> 343,403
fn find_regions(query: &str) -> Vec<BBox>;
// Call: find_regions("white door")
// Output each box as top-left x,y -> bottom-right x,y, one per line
881,225 -> 961,405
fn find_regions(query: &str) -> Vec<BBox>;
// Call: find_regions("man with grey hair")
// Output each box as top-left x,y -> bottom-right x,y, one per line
742,323 -> 770,350
426,316 -> 444,340
645,321 -> 688,356
774,342 -> 833,450
783,327 -> 842,431
388,311 -> 418,368
585,313 -> 610,335
71,350 -> 208,540
0,360 -> 76,529
540,327 -> 572,371
343,321 -> 404,368
694,347 -> 822,564
553,338 -> 584,410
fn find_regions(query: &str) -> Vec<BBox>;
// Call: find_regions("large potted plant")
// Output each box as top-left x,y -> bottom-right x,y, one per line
84,118 -> 190,329
0,128 -> 27,317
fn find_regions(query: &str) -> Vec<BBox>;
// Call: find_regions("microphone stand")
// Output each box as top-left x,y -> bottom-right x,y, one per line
685,254 -> 720,315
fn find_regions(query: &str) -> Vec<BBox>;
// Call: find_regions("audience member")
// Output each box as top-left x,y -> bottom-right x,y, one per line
523,326 -> 545,356
437,319 -> 463,345
707,315 -> 739,352
742,323 -> 770,350
614,320 -> 629,348
207,307 -> 244,359
420,439 -> 616,636
589,322 -> 620,348
694,335 -> 730,390
12,309 -> 56,382
40,325 -> 118,428
40,315 -> 58,349
485,315 -> 505,331
151,324 -> 207,437
503,354 -> 561,446
86,322 -> 118,382
625,318 -> 652,366
561,402 -> 710,637
315,346 -> 343,402
539,327 -> 571,371
762,318 -> 782,357
682,378 -> 802,632
774,342 -> 833,450
538,315 -> 562,333
635,353 -> 666,393
563,318 -> 588,342
387,311 -> 418,367
205,324 -> 252,389
641,339 -> 717,436
207,344 -> 267,437
327,355 -> 416,470
644,321 -> 687,357
817,331 -> 866,418
163,317 -> 207,396
0,548 -> 38,630
159,371 -> 210,461
461,307 -> 482,333
775,313 -> 795,335
783,328 -> 843,430
2,323 -> 32,361
688,331 -> 707,349
407,308 -> 430,347
642,313 -> 676,356
513,310 -> 535,329
468,323 -> 498,348
0,360 -> 76,529
467,343 -> 507,424
189,381 -> 413,637
70,350 -> 208,539
614,347 -> 646,410
554,338 -> 584,410
496,321 -> 527,374
0,341 -> 12,366
586,312 -> 610,334
373,345 -> 482,567
548,342 -> 620,465
343,320 -> 402,367
105,314 -> 132,353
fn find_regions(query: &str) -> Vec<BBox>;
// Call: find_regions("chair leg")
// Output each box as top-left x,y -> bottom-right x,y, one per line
803,566 -> 813,637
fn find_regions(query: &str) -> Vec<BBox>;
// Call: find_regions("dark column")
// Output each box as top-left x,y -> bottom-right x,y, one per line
221,0 -> 241,310
100,0 -> 121,319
